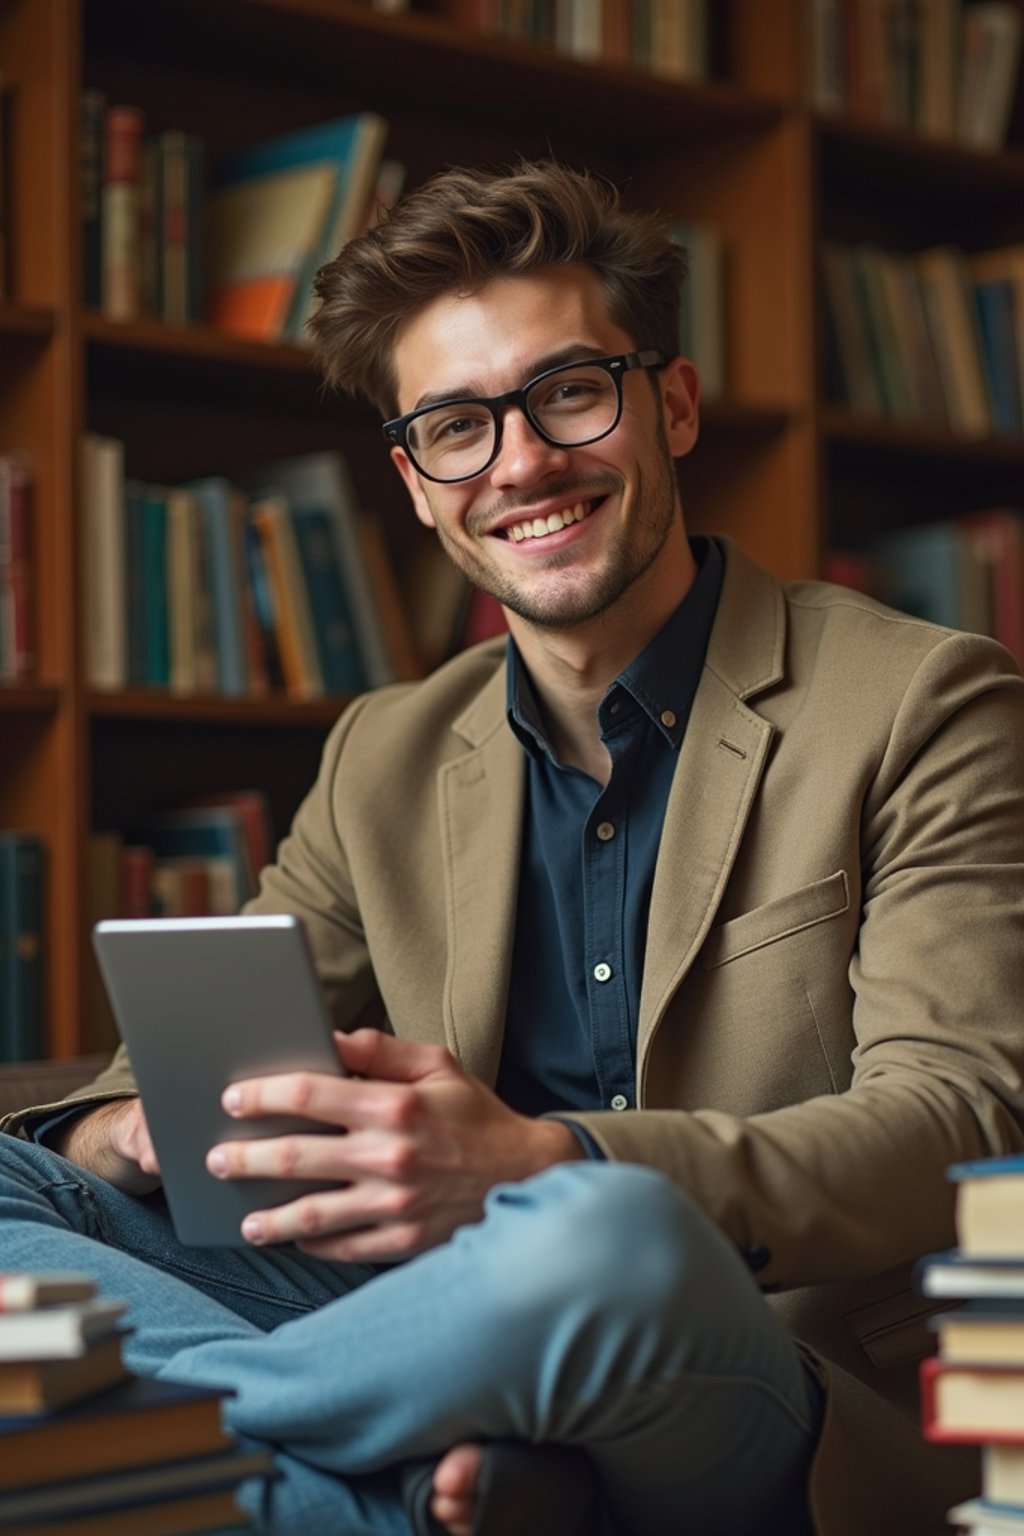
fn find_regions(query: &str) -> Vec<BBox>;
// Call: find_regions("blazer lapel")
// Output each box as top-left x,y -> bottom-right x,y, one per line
438,661 -> 525,1084
637,543 -> 787,1079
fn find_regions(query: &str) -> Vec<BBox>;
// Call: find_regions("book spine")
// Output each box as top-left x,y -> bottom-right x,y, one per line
0,454 -> 33,682
101,105 -> 144,322
289,507 -> 368,695
81,434 -> 127,691
140,490 -> 169,687
80,88 -> 106,308
0,834 -> 45,1062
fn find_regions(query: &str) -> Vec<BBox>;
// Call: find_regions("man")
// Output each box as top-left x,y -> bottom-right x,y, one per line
3,160 -> 1024,1536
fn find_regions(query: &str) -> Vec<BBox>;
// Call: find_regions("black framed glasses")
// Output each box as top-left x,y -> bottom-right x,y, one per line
382,350 -> 668,484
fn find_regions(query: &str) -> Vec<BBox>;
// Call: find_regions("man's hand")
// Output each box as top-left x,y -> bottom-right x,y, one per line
54,1098 -> 161,1194
206,1029 -> 584,1261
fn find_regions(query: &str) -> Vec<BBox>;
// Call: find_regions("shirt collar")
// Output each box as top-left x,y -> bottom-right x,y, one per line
506,535 -> 723,761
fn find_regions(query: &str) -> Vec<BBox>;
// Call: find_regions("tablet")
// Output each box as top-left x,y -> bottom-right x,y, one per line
92,914 -> 345,1247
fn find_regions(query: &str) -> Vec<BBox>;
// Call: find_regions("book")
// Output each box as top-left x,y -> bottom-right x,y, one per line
217,112 -> 388,344
133,806 -> 254,910
18,1483 -> 253,1536
157,128 -> 204,324
140,484 -> 171,687
948,1498 -> 1024,1534
0,450 -> 34,682
79,88 -> 106,308
973,278 -> 1024,436
0,1298 -> 125,1361
81,432 -> 127,690
0,1272 -> 96,1311
0,1330 -> 128,1413
970,246 -> 1024,422
964,510 -> 1024,670
950,1155 -> 1024,1258
921,1355 -> 1024,1442
245,452 -> 396,687
0,832 -> 45,1062
249,495 -> 324,699
177,790 -> 273,886
919,1250 -> 1024,1301
820,243 -> 884,415
871,521 -> 966,629
0,1374 -> 235,1492
101,104 -> 144,322
957,1 -> 1024,150
916,245 -> 993,435
985,1443 -> 1024,1509
189,477 -> 249,696
204,161 -> 336,343
290,504 -> 369,694
931,1303 -> 1024,1367
673,220 -> 726,400
0,1443 -> 270,1521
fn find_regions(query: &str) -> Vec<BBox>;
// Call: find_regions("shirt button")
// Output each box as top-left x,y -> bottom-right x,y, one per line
660,709 -> 677,729
610,1094 -> 629,1111
596,821 -> 615,842
593,962 -> 612,983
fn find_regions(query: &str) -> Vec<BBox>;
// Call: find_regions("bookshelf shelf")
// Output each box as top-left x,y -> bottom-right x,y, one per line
0,303 -> 56,339
86,690 -> 348,729
0,684 -> 60,714
1,0 -> 1021,1059
821,409 -> 1024,463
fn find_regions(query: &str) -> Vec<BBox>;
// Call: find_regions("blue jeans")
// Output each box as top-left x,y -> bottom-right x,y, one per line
0,1137 -> 823,1536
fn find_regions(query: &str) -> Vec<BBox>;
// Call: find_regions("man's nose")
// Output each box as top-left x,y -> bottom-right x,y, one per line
488,407 -> 568,486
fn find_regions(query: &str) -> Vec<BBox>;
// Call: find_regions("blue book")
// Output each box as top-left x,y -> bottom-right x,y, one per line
872,522 -> 964,629
139,488 -> 170,687
0,833 -> 45,1062
974,279 -> 1024,435
190,477 -> 248,697
133,808 -> 254,909
290,505 -> 368,695
217,113 -> 387,339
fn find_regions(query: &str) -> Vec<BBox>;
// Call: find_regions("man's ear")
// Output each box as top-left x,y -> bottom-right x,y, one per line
390,446 -> 437,530
659,356 -> 700,459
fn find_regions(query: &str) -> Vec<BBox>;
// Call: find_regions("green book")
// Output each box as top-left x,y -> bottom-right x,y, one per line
0,832 -> 45,1062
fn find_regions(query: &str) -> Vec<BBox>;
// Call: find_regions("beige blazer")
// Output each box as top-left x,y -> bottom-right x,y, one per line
9,541 -> 1024,1534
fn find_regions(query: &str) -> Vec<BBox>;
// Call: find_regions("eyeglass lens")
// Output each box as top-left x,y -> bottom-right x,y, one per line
407,363 -> 620,481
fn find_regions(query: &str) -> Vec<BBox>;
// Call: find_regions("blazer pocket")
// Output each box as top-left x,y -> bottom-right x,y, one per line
701,870 -> 849,970
844,1288 -> 948,1370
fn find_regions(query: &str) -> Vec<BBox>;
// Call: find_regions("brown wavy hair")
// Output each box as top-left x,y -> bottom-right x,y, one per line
308,159 -> 685,417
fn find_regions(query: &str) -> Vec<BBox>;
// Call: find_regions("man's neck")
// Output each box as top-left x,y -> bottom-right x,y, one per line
507,546 -> 698,784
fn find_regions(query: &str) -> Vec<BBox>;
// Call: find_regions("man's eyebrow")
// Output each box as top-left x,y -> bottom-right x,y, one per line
410,344 -> 610,413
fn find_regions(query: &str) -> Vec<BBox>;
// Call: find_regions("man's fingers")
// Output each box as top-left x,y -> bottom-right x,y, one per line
335,1028 -> 456,1083
222,1070 -> 428,1133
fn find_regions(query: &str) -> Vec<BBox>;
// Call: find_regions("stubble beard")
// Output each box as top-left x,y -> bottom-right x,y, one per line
429,432 -> 681,632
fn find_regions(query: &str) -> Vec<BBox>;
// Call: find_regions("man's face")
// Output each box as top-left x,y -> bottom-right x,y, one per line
389,263 -> 699,632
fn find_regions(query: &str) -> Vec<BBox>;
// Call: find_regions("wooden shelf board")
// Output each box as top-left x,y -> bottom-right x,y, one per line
0,302 -> 56,339
821,408 -> 1024,464
87,689 -> 349,729
82,312 -> 318,374
85,0 -> 783,151
0,682 -> 60,712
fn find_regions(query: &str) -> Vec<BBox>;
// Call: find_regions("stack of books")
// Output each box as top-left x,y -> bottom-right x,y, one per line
918,1156 -> 1024,1534
0,1270 -> 271,1534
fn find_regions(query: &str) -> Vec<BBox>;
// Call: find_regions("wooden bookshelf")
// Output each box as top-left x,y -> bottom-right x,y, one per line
1,0 -> 1022,1058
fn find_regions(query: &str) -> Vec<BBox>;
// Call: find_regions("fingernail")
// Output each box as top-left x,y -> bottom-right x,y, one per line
223,1087 -> 241,1113
241,1217 -> 263,1244
207,1150 -> 227,1177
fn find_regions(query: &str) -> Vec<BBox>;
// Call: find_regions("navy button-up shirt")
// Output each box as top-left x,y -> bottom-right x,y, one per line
496,537 -> 724,1117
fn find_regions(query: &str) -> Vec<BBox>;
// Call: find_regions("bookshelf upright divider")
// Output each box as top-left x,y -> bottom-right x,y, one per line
0,0 -> 1021,1058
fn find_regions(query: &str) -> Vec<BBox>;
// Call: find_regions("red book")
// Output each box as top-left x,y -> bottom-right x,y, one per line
921,1354 -> 1024,1443
119,844 -> 154,918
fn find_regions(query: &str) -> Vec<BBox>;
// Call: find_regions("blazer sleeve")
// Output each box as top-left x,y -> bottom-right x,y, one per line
562,633 -> 1024,1291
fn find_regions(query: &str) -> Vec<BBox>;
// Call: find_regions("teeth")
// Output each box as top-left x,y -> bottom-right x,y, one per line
505,502 -> 591,542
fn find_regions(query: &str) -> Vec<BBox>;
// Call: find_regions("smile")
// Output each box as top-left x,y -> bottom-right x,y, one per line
501,500 -> 598,542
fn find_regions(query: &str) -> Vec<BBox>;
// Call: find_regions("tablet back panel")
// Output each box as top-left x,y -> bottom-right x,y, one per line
92,915 -> 342,1246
